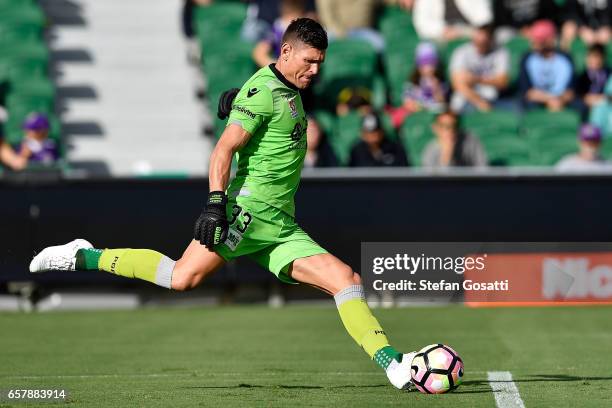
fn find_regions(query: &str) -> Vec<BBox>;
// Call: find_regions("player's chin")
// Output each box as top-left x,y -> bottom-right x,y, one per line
298,77 -> 313,89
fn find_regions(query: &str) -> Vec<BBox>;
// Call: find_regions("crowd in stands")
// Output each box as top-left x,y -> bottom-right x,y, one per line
187,0 -> 612,172
0,0 -> 60,172
5,1 -> 612,172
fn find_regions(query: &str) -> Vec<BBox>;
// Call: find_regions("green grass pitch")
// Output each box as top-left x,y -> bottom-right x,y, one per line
0,305 -> 611,407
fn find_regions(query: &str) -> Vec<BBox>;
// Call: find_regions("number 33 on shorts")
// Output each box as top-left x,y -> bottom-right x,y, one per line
225,205 -> 252,250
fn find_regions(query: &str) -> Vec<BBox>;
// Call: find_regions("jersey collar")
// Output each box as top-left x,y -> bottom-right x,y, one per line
269,63 -> 299,91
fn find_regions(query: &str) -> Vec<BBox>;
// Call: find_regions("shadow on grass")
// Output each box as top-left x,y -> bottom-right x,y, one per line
182,384 -> 388,390
182,374 -> 612,395
465,374 -> 612,387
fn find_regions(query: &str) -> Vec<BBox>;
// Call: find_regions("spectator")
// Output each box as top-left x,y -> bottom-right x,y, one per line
449,24 -> 510,113
349,112 -> 408,167
589,76 -> 612,137
556,124 -> 611,171
422,110 -> 487,167
304,117 -> 338,167
242,0 -> 316,43
14,113 -> 58,166
576,44 -> 609,118
252,0 -> 307,68
519,20 -> 575,112
404,43 -> 447,113
560,0 -> 611,50
389,42 -> 447,128
316,0 -> 385,51
336,87 -> 372,117
412,0 -> 492,43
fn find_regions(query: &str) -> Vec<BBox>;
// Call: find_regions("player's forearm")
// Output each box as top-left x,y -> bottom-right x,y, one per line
208,144 -> 233,192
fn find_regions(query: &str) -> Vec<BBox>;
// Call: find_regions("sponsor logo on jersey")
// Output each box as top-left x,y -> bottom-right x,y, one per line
233,105 -> 256,119
247,88 -> 259,98
287,96 -> 298,119
225,227 -> 243,251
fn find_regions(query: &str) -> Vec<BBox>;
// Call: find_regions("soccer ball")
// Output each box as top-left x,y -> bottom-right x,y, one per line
410,344 -> 464,394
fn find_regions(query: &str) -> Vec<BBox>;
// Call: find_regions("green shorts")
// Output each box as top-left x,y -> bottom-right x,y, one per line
214,196 -> 328,284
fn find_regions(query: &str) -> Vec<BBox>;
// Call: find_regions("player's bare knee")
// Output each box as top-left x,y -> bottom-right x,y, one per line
171,264 -> 201,292
331,263 -> 356,292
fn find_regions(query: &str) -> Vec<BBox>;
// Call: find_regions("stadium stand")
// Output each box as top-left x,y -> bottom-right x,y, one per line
0,0 -> 62,163
5,0 -> 612,172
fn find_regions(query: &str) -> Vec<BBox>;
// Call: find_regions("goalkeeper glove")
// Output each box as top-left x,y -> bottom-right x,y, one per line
217,88 -> 240,120
194,191 -> 228,249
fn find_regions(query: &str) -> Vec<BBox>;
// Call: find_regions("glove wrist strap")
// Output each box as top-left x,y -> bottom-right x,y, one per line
207,191 -> 228,207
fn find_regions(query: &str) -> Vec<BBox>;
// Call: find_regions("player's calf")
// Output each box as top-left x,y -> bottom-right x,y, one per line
29,239 -> 224,291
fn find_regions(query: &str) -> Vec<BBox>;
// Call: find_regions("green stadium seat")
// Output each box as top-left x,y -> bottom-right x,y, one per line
0,22 -> 43,43
329,112 -> 362,165
504,36 -> 530,86
377,6 -> 418,46
203,46 -> 255,84
315,39 -> 378,110
8,76 -> 55,101
599,139 -> 612,159
527,130 -> 578,165
462,110 -> 520,135
399,111 -> 435,166
0,39 -> 49,72
194,3 -> 247,56
313,110 -> 334,138
606,41 -> 612,68
482,134 -> 532,166
570,38 -> 587,75
383,38 -> 418,107
522,109 -> 580,136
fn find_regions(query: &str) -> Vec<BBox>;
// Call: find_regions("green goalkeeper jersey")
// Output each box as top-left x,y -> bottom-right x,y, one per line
226,64 -> 308,218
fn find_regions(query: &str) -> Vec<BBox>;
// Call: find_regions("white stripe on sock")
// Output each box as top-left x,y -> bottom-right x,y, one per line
155,256 -> 175,289
334,285 -> 365,307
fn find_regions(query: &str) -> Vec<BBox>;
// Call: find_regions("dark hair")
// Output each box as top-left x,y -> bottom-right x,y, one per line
409,64 -> 445,85
435,109 -> 460,127
588,43 -> 605,56
282,17 -> 328,50
476,23 -> 495,35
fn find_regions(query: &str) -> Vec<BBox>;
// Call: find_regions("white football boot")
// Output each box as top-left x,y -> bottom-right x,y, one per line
386,352 -> 417,390
29,239 -> 93,273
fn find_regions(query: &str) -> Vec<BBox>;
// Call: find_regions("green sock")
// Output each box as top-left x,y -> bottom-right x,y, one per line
373,346 -> 402,370
75,248 -> 103,270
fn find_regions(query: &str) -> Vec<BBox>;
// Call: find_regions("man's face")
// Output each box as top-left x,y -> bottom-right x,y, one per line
580,140 -> 600,160
433,114 -> 458,143
586,51 -> 604,71
281,42 -> 325,89
473,28 -> 491,54
532,37 -> 555,55
362,129 -> 384,147
26,129 -> 48,141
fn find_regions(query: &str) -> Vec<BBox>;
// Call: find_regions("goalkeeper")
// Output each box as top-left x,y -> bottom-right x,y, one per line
29,18 -> 414,390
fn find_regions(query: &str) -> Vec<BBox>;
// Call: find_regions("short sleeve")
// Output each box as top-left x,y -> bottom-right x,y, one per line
449,46 -> 468,74
227,85 -> 273,135
493,48 -> 510,77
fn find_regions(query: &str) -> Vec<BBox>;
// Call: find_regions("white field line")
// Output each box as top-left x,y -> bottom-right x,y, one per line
2,370 -> 491,381
488,371 -> 526,408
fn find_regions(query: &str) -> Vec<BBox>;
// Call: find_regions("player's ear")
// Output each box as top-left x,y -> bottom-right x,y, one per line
280,42 -> 292,62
